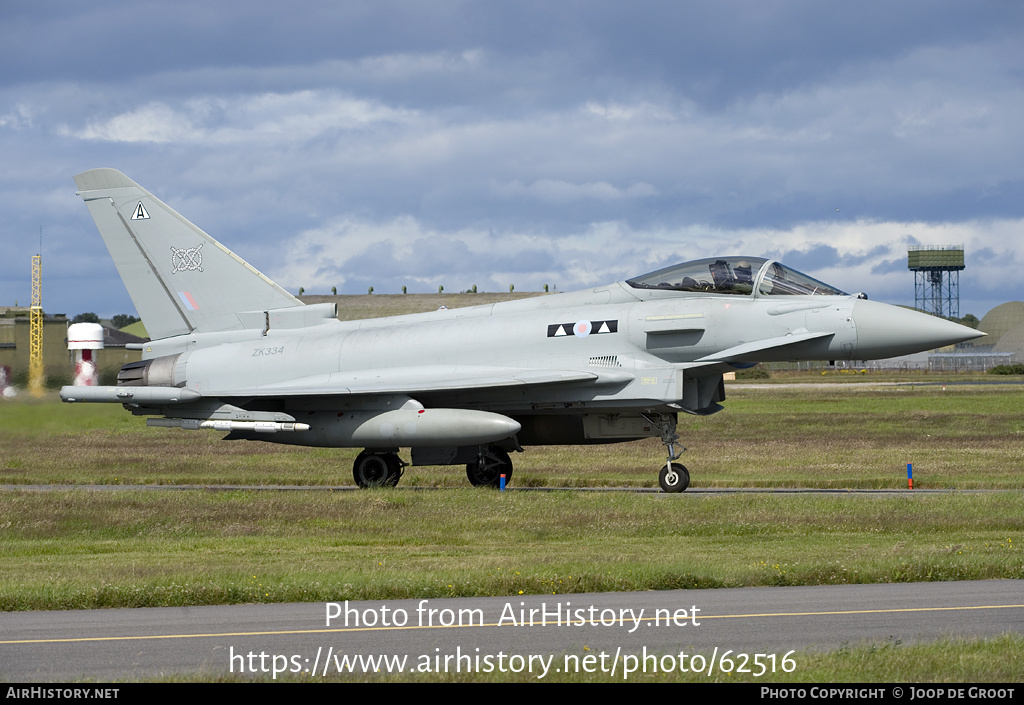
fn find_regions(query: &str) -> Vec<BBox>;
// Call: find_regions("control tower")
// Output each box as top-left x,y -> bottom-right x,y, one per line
908,246 -> 964,319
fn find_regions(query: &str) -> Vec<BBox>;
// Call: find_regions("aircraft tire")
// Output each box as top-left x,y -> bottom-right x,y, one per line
353,451 -> 402,488
466,447 -> 513,488
659,462 -> 690,493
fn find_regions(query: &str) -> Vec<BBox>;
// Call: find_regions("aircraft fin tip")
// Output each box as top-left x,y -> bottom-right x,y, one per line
74,168 -> 139,192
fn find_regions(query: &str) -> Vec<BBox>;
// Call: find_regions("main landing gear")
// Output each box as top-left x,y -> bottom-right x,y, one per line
642,412 -> 690,493
352,450 -> 404,488
352,445 -> 514,489
466,446 -> 513,488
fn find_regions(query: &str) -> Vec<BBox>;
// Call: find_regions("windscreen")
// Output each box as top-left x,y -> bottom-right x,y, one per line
757,262 -> 847,296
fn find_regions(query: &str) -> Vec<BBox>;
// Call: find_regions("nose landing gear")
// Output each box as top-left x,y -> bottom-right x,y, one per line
659,462 -> 690,493
642,412 -> 690,493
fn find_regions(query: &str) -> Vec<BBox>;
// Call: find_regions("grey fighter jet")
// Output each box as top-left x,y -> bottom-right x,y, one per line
61,169 -> 984,491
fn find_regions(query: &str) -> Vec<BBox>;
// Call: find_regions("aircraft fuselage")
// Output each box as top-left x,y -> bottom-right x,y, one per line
61,169 -> 986,490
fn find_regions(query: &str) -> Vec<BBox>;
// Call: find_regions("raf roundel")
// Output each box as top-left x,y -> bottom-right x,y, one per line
573,320 -> 593,338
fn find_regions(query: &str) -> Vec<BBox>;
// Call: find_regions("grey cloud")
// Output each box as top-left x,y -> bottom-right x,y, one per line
1,1 -> 1021,319
871,258 -> 912,276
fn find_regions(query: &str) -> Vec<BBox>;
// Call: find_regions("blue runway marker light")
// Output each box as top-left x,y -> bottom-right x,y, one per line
907,463 -> 914,490
500,474 -> 506,491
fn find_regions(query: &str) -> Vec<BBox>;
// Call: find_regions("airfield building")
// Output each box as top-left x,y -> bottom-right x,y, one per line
0,307 -> 144,388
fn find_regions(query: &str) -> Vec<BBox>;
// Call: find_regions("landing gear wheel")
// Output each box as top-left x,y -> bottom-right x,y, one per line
659,462 -> 690,493
466,447 -> 513,488
353,451 -> 403,488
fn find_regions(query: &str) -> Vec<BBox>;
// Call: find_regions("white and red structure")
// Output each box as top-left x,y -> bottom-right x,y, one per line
67,322 -> 104,386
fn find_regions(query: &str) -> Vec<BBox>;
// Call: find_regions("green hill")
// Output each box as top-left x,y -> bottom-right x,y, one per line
119,320 -> 148,338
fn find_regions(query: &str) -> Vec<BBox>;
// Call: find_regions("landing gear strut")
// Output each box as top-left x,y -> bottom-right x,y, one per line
353,450 -> 404,488
642,412 -> 690,493
466,446 -> 513,488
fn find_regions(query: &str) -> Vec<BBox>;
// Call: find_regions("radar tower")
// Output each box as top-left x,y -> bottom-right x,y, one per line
908,246 -> 964,319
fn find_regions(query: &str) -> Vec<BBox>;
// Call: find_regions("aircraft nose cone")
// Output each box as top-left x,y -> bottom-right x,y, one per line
853,299 -> 986,359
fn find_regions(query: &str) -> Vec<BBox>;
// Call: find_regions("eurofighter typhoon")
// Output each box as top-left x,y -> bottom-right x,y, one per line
62,169 -> 984,491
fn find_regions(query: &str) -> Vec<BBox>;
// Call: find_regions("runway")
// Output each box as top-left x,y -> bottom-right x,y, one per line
2,580 -> 1021,681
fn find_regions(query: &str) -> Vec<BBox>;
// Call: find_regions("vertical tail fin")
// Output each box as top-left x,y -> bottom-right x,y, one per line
74,169 -> 301,340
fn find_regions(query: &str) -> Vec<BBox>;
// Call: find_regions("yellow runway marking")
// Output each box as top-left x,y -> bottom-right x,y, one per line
3,603 -> 1022,645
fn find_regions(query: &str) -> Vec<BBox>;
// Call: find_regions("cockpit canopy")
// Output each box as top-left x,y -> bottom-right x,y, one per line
626,257 -> 848,297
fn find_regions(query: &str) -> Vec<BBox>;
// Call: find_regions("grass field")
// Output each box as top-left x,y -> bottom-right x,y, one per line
2,487 -> 1021,612
1,383 -> 1022,609
1,383 -> 1022,681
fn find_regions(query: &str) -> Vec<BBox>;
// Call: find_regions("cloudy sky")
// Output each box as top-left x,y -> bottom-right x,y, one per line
1,1 -> 1021,320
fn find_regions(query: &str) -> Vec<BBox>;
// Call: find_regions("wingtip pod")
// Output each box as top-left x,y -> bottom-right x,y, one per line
60,385 -> 201,404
